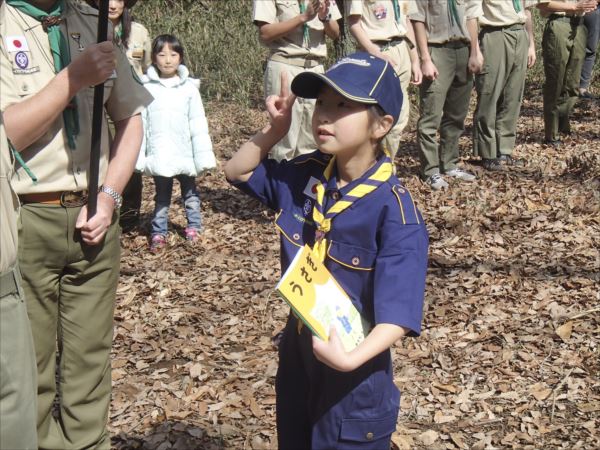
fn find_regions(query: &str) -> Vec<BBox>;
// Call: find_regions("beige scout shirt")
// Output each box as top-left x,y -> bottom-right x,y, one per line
121,21 -> 151,76
346,0 -> 418,41
467,0 -> 541,27
253,0 -> 342,59
0,113 -> 19,272
537,0 -> 580,18
409,0 -> 473,43
0,1 -> 153,195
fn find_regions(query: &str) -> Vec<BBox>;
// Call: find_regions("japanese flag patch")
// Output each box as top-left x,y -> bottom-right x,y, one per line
5,36 -> 29,52
303,176 -> 320,200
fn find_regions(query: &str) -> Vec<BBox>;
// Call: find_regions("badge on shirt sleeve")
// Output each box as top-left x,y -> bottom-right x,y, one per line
5,36 -> 30,52
303,176 -> 320,200
373,5 -> 387,20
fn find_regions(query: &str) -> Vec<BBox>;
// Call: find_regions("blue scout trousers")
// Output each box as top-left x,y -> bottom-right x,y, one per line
276,316 -> 400,450
0,265 -> 37,450
18,204 -> 120,450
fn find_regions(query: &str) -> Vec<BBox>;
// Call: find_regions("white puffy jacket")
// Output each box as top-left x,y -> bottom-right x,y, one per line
137,64 -> 216,177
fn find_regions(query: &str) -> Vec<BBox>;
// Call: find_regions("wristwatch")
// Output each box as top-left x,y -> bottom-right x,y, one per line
100,185 -> 123,209
319,13 -> 332,22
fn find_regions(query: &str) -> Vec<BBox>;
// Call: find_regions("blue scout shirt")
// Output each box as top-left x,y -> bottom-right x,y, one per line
232,150 -> 428,336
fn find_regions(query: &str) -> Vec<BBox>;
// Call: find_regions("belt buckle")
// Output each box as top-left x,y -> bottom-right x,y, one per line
60,191 -> 87,207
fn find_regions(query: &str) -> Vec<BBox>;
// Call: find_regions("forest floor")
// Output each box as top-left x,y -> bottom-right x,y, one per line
110,88 -> 599,450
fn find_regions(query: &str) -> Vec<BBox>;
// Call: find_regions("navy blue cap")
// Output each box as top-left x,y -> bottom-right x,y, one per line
291,52 -> 402,125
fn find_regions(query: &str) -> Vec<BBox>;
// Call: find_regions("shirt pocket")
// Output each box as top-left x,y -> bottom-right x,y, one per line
327,241 -> 376,271
339,411 -> 398,445
274,209 -> 315,248
275,0 -> 298,21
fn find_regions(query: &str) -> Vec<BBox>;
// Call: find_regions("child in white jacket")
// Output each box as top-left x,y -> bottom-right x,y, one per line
138,34 -> 216,251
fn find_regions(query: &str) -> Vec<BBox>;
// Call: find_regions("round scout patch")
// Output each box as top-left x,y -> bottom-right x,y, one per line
15,51 -> 29,69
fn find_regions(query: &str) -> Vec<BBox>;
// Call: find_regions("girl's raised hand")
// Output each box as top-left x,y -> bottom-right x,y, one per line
312,326 -> 357,372
265,71 -> 296,138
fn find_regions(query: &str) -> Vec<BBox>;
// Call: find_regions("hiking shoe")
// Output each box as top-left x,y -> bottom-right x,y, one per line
543,139 -> 561,148
445,168 -> 476,182
425,173 -> 449,190
482,158 -> 502,172
150,234 -> 166,252
579,89 -> 594,99
498,154 -> 525,167
184,227 -> 201,242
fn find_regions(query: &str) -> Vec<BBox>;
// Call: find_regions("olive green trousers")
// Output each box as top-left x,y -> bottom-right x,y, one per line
18,204 -> 120,450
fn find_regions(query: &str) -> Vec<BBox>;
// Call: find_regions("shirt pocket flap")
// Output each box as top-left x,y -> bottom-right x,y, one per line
339,413 -> 397,442
327,241 -> 376,271
274,209 -> 311,247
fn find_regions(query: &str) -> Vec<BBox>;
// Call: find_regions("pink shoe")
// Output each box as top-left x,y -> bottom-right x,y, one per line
150,234 -> 166,252
184,227 -> 201,242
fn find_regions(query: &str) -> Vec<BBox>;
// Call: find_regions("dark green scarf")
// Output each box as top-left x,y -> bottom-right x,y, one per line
448,0 -> 460,27
513,0 -> 522,13
7,0 -> 79,149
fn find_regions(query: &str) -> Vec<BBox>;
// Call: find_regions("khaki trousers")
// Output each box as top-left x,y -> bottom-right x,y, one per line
542,18 -> 587,140
417,43 -> 472,178
264,59 -> 324,161
473,25 -> 529,159
381,40 -> 412,158
0,266 -> 37,450
18,204 -> 120,450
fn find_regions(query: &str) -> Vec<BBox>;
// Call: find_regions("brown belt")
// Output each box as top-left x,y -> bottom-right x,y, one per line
19,190 -> 88,207
269,53 -> 323,68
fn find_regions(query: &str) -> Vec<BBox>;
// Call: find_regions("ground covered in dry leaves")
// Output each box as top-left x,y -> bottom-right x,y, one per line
110,89 -> 599,450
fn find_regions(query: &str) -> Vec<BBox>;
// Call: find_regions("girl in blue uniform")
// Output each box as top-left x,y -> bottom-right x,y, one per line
225,53 -> 428,450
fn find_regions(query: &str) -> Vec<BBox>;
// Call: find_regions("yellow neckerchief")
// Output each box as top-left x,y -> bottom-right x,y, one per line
311,151 -> 394,262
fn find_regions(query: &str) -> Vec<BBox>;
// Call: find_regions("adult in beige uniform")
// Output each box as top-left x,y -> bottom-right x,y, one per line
467,0 -> 537,171
0,1 -> 152,448
537,0 -> 597,146
346,0 -> 422,159
0,113 -> 37,450
411,0 -> 477,190
253,0 -> 341,161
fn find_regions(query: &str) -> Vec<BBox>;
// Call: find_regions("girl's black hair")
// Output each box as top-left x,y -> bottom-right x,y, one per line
118,8 -> 132,50
151,34 -> 185,65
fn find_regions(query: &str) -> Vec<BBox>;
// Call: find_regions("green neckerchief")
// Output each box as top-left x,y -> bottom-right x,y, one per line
448,0 -> 460,28
7,0 -> 79,149
512,0 -> 523,13
392,0 -> 401,24
9,141 -> 38,184
311,153 -> 394,262
298,0 -> 310,48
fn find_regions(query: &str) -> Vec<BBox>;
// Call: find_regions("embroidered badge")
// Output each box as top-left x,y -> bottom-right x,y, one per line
14,51 -> 29,69
303,199 -> 313,217
373,5 -> 387,20
5,35 -> 29,52
303,176 -> 320,200
70,32 -> 84,51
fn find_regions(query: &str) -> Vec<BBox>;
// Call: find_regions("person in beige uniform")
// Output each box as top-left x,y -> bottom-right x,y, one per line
0,112 -> 37,450
253,0 -> 341,161
346,0 -> 422,159
411,0 -> 477,190
467,0 -> 538,171
537,0 -> 597,147
0,1 -> 153,448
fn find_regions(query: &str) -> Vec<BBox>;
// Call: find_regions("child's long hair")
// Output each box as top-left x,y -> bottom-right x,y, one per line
151,34 -> 185,65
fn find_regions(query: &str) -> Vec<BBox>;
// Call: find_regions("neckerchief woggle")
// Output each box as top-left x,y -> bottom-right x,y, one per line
311,151 -> 394,262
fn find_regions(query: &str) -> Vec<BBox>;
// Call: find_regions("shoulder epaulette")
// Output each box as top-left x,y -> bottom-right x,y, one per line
74,1 -> 99,17
391,183 -> 421,225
